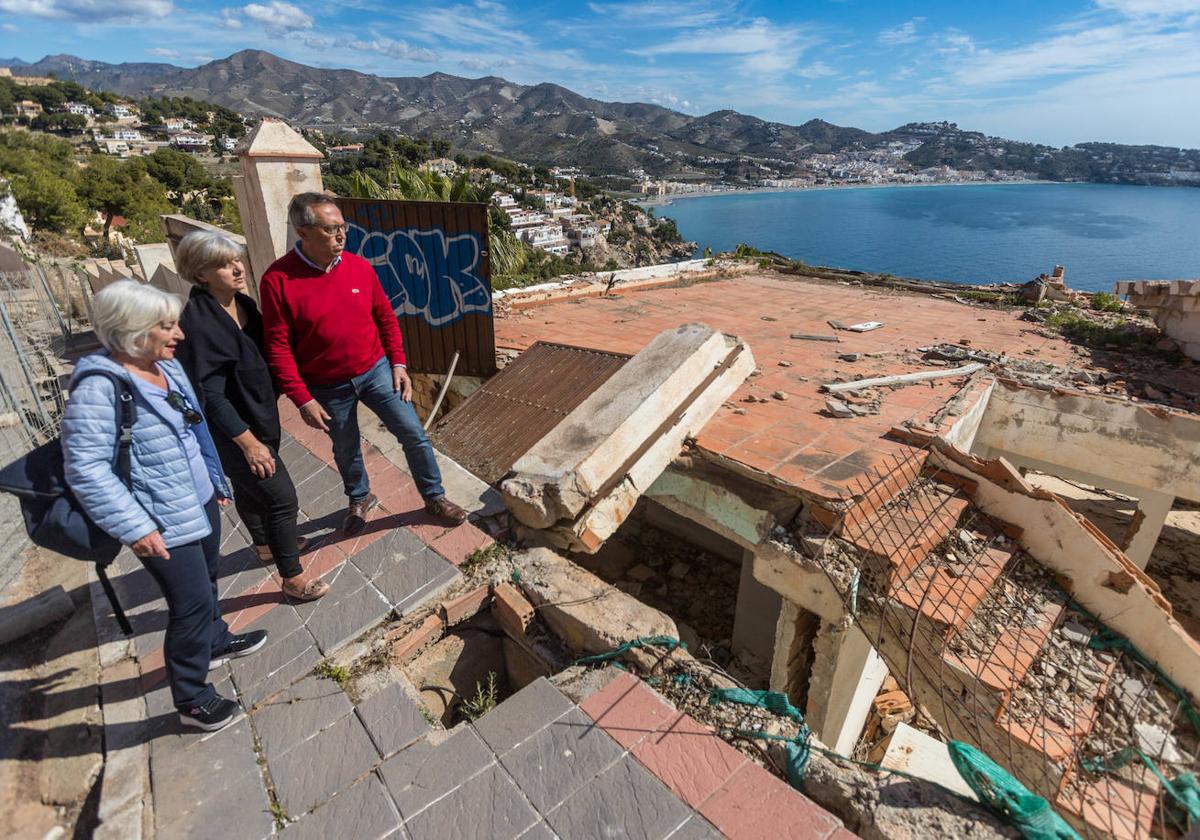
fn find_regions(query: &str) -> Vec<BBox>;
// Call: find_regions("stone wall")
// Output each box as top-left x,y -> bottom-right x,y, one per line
1116,279 -> 1200,360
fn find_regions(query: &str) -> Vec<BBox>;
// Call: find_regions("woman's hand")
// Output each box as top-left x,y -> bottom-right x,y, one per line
130,529 -> 169,559
235,431 -> 276,478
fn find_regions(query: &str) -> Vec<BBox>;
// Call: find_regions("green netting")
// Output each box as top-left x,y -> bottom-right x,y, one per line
948,742 -> 1082,840
573,635 -> 684,666
709,688 -> 812,787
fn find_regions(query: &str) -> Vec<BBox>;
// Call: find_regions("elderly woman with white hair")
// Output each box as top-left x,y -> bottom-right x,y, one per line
175,230 -> 329,603
62,280 -> 266,733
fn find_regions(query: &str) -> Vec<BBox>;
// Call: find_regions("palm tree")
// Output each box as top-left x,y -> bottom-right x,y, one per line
347,164 -> 532,279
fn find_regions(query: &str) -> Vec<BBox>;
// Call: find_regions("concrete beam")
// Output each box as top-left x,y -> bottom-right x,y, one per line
752,540 -> 846,624
974,380 -> 1200,502
504,324 -> 751,527
1121,491 -> 1174,570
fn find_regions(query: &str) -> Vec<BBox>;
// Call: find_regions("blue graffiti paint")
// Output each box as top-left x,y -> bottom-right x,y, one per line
345,222 -> 491,327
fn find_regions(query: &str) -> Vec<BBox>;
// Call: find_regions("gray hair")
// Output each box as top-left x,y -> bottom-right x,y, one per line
174,229 -> 245,286
288,192 -> 339,230
92,280 -> 183,357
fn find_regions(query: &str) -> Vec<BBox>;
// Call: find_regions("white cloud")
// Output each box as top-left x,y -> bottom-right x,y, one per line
220,8 -> 242,28
878,17 -> 923,45
146,46 -> 180,59
242,1 -> 312,33
796,61 -> 836,79
634,18 -> 823,80
0,0 -> 170,20
587,0 -> 733,29
343,37 -> 438,63
1094,0 -> 1200,17
1,21 -> 17,31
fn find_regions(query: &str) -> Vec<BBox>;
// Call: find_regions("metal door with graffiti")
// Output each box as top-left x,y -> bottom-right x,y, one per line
336,198 -> 497,377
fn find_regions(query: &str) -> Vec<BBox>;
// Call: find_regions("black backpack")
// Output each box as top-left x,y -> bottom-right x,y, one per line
0,369 -> 135,634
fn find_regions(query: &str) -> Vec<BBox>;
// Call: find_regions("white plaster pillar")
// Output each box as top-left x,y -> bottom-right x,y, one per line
1122,490 -> 1174,569
806,621 -> 889,756
232,118 -> 324,298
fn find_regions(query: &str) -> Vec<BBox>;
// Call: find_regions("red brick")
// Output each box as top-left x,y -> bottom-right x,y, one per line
439,585 -> 491,625
580,672 -> 677,749
491,582 -> 534,639
699,762 -> 842,840
630,712 -> 747,809
389,613 -> 445,665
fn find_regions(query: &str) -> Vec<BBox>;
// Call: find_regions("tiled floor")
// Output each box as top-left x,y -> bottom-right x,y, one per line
96,403 -> 852,838
495,271 -> 1075,502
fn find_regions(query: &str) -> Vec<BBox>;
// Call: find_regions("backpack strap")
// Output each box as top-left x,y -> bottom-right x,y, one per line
73,369 -> 136,487
71,369 -> 137,636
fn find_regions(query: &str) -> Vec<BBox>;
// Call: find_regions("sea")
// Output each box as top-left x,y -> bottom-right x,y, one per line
655,183 -> 1200,293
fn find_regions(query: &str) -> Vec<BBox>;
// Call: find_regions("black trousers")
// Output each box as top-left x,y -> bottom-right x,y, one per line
139,497 -> 232,711
220,441 -> 303,579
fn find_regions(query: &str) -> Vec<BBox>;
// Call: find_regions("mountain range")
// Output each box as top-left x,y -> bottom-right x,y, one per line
7,50 -> 1199,185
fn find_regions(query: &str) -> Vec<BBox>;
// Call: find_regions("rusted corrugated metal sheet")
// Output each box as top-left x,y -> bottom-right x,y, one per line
430,342 -> 630,484
337,198 -> 497,378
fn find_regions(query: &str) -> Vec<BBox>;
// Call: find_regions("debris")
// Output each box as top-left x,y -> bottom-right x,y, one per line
1133,722 -> 1185,764
838,353 -> 861,362
760,315 -> 778,321
825,398 -> 856,418
791,333 -> 840,342
827,319 -> 846,331
626,564 -> 655,581
732,408 -> 747,415
778,360 -> 793,367
1059,620 -> 1092,646
822,362 -> 985,394
846,321 -> 884,332
771,390 -> 789,401
668,562 -> 690,579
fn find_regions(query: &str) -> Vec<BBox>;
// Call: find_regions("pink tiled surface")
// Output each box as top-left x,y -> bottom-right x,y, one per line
581,672 -> 846,837
138,398 -> 494,691
495,272 -> 1075,502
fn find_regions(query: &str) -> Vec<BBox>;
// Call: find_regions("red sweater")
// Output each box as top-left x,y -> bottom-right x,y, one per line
260,249 -> 407,407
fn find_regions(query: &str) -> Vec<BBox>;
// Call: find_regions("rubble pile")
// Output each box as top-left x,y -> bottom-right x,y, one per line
946,554 -> 1064,666
1000,609 -> 1114,733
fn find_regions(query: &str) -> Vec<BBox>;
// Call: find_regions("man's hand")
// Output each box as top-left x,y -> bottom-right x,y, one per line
300,400 -> 331,431
393,366 -> 413,402
240,435 -> 277,478
130,529 -> 169,559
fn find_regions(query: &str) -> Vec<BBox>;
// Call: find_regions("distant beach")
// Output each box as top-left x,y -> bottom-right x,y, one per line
634,179 -> 1051,208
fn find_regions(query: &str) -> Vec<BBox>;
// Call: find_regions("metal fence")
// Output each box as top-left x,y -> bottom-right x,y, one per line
804,446 -> 1196,839
0,263 -> 94,464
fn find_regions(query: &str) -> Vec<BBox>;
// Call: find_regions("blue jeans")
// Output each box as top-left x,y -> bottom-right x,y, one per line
309,356 -> 445,503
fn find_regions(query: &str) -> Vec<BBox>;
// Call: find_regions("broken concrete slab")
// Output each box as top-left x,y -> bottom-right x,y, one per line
514,548 -> 678,670
878,722 -> 978,803
501,324 -> 754,540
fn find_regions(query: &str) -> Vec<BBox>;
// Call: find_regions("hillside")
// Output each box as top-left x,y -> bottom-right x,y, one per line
10,50 -> 1199,186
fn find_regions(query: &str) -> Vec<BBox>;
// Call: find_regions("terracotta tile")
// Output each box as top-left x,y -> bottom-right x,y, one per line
579,672 -> 677,749
699,762 -> 842,840
430,523 -> 493,566
630,712 -> 747,809
139,647 -> 166,691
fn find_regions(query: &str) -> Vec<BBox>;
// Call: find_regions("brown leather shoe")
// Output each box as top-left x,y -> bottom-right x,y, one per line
425,495 -> 468,525
255,536 -> 311,565
282,574 -> 330,602
343,493 -> 379,536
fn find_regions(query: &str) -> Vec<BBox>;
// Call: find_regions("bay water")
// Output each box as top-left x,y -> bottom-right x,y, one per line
657,183 -> 1200,292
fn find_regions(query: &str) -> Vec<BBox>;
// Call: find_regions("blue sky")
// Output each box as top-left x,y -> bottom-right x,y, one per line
1,0 -> 1198,147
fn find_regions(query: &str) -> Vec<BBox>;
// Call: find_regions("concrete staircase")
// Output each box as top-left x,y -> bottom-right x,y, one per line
813,456 -> 1161,839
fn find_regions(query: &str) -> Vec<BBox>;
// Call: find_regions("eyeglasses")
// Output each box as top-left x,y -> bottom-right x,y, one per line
305,223 -> 347,236
166,390 -> 203,426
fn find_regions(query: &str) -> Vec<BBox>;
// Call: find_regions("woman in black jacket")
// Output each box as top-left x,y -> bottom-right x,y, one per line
176,230 -> 328,601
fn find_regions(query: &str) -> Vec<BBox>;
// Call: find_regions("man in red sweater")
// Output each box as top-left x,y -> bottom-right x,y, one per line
260,192 -> 467,534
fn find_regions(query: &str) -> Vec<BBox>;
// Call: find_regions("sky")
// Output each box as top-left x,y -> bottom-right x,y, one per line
0,0 -> 1198,148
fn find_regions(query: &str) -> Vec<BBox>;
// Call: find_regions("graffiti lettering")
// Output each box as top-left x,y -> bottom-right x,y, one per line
345,223 -> 492,327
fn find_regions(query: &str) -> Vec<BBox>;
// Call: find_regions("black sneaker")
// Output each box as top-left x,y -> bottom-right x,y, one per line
343,493 -> 379,536
179,694 -> 239,732
209,629 -> 268,670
